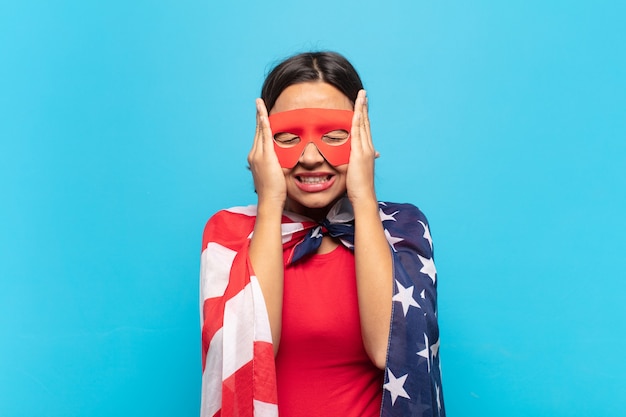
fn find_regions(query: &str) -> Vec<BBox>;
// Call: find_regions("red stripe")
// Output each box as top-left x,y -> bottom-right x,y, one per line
201,296 -> 224,371
223,248 -> 252,300
202,211 -> 257,253
222,361 -> 254,417
253,341 -> 278,405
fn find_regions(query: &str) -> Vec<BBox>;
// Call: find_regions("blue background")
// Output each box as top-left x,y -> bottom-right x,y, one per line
1,1 -> 625,416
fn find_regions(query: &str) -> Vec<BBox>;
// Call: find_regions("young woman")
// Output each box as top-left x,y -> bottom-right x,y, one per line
200,52 -> 444,417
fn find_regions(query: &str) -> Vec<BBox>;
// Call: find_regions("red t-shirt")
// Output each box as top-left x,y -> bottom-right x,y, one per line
275,244 -> 384,417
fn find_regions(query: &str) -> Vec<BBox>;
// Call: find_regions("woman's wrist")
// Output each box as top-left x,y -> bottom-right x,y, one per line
256,198 -> 285,219
349,192 -> 379,212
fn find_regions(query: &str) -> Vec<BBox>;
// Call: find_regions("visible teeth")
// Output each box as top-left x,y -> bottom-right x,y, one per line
299,176 -> 329,184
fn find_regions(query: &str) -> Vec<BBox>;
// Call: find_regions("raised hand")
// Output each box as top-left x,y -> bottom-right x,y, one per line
346,90 -> 379,205
247,98 -> 287,208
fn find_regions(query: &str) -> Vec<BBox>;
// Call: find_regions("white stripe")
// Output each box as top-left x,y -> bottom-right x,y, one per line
282,210 -> 311,223
253,399 -> 279,417
280,222 -> 307,243
200,327 -> 223,417
226,205 -> 258,216
250,275 -> 273,344
248,222 -> 306,244
200,242 -> 237,304
222,283 -> 255,379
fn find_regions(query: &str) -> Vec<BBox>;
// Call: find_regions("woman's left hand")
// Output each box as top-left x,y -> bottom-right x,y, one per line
346,89 -> 380,205
347,90 -> 392,369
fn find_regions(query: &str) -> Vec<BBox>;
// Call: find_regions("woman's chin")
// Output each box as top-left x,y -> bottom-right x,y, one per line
285,194 -> 345,219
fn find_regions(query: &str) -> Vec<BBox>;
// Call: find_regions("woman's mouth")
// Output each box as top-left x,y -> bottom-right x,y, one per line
294,174 -> 335,192
297,175 -> 331,184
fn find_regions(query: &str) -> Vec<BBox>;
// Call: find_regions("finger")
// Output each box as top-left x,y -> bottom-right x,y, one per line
257,98 -> 269,118
359,92 -> 375,155
255,100 -> 269,135
251,101 -> 266,158
351,91 -> 366,151
257,102 -> 274,152
362,94 -> 373,148
359,91 -> 372,151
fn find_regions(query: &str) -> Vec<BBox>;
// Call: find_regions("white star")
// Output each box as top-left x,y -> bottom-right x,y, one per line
420,289 -> 426,299
311,226 -> 323,239
379,208 -> 399,222
417,254 -> 437,284
431,337 -> 440,359
418,220 -> 433,249
392,280 -> 420,316
383,369 -> 411,405
416,333 -> 430,372
384,229 -> 404,252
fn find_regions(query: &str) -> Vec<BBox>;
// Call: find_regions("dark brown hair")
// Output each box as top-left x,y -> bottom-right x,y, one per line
261,51 -> 364,112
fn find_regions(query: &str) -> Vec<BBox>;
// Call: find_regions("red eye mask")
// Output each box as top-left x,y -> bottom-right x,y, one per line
268,108 -> 354,168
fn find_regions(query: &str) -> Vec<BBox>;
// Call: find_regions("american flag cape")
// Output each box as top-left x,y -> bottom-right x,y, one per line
200,198 -> 445,417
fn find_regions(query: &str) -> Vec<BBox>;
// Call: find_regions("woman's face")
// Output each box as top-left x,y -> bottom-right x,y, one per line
269,81 -> 353,220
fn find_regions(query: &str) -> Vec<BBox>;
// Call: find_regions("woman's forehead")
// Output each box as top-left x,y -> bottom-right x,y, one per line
270,82 -> 353,114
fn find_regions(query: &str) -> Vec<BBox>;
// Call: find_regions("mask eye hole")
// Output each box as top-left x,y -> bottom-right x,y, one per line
274,132 -> 301,148
322,130 -> 350,146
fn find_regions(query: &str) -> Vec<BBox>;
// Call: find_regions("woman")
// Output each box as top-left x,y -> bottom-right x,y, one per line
200,52 -> 444,417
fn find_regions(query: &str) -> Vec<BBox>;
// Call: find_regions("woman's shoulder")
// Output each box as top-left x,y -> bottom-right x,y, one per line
378,201 -> 430,225
378,201 -> 434,256
200,205 -> 258,252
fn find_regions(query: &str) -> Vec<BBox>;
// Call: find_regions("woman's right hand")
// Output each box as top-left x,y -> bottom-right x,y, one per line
247,98 -> 287,208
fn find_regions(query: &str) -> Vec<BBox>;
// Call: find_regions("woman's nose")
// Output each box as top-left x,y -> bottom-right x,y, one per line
298,142 -> 325,166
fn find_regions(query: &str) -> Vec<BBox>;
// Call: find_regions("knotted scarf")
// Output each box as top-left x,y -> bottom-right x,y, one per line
200,198 -> 445,417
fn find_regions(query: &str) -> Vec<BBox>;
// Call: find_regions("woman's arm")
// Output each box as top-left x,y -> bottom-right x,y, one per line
247,99 -> 286,355
348,91 -> 393,369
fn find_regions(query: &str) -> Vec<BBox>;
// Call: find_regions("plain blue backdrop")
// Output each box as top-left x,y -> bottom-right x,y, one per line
1,1 -> 625,416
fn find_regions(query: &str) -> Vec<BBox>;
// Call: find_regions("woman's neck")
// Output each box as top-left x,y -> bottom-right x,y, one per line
284,197 -> 344,222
